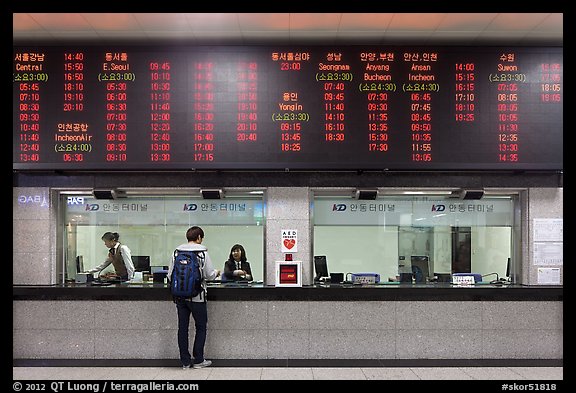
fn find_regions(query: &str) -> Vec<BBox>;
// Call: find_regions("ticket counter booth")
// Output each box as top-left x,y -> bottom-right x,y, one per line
14,185 -> 562,364
312,192 -> 516,285
61,189 -> 265,284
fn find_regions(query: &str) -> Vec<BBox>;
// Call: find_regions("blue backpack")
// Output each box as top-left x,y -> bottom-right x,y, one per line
170,249 -> 204,298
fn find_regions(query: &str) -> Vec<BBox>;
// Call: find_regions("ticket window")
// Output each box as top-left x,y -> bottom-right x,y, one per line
313,195 -> 515,284
61,192 -> 265,283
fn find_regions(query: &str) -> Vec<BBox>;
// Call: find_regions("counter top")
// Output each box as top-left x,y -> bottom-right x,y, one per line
13,282 -> 563,301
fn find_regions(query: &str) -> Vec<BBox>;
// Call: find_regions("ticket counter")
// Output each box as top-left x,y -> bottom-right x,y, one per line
13,283 -> 562,363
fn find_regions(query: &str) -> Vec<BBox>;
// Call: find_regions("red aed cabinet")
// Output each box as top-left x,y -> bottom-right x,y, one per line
275,261 -> 302,287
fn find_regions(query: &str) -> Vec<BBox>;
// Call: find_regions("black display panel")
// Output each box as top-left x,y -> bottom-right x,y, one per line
13,45 -> 563,171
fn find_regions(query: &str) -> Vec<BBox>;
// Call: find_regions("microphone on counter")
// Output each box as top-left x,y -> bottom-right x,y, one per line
482,272 -> 506,284
93,266 -> 106,283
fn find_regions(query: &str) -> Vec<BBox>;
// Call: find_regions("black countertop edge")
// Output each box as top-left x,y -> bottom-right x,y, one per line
13,284 -> 563,301
13,358 -> 563,368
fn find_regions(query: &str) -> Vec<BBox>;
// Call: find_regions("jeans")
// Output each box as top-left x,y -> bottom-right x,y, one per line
176,299 -> 208,366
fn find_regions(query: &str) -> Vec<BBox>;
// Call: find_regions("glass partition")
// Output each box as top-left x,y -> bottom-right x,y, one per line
313,195 -> 515,284
63,195 -> 264,283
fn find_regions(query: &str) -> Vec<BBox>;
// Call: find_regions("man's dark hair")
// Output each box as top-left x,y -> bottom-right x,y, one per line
186,226 -> 204,242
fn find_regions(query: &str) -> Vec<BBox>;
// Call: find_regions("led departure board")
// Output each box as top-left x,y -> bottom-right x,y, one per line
13,45 -> 563,171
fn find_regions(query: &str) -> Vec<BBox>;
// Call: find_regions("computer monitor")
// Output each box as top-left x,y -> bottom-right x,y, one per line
132,256 -> 151,272
434,273 -> 452,283
75,256 -> 84,273
150,265 -> 168,273
314,255 -> 329,281
410,256 -> 430,283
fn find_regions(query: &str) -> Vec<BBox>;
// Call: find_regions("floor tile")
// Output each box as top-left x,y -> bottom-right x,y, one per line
410,367 -> 474,380
206,367 -> 262,380
261,368 -> 314,380
507,367 -> 563,380
12,366 -> 564,381
312,368 -> 367,380
362,367 -> 420,380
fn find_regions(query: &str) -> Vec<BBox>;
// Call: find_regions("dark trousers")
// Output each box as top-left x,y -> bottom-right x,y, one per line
176,299 -> 208,366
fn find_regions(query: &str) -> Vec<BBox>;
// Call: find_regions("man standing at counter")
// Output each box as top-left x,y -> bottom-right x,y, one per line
168,226 -> 220,369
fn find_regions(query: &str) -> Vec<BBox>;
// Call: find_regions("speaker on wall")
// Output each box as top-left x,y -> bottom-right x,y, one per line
201,189 -> 222,199
93,189 -> 117,200
460,189 -> 484,200
356,189 -> 378,200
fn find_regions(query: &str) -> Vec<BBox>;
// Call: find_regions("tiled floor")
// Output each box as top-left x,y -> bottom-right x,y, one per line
13,366 -> 563,381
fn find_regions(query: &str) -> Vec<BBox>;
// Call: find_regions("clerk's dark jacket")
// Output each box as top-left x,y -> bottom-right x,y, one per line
87,243 -> 135,280
109,247 -> 128,278
222,259 -> 253,282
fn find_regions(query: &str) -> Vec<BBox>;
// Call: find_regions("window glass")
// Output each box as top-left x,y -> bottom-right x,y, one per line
63,196 -> 264,283
313,196 -> 514,283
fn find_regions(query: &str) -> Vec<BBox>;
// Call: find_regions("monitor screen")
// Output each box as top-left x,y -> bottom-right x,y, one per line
75,256 -> 84,273
411,255 -> 430,283
132,256 -> 151,272
150,265 -> 168,273
314,255 -> 329,281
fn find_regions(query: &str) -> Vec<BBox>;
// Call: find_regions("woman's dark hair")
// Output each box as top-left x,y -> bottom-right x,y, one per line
186,226 -> 204,242
229,244 -> 247,263
101,232 -> 119,242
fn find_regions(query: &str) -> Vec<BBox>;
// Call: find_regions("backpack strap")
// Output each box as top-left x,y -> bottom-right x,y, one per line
194,251 -> 206,299
195,251 -> 205,279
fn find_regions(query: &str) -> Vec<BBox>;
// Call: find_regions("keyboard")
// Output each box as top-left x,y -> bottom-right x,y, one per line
91,278 -> 125,285
90,281 -> 112,286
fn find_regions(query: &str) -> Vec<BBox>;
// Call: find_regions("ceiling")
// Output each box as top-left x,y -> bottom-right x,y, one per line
13,13 -> 563,46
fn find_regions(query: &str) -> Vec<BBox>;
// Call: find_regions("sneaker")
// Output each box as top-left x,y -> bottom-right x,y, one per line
192,360 -> 212,369
182,364 -> 191,369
